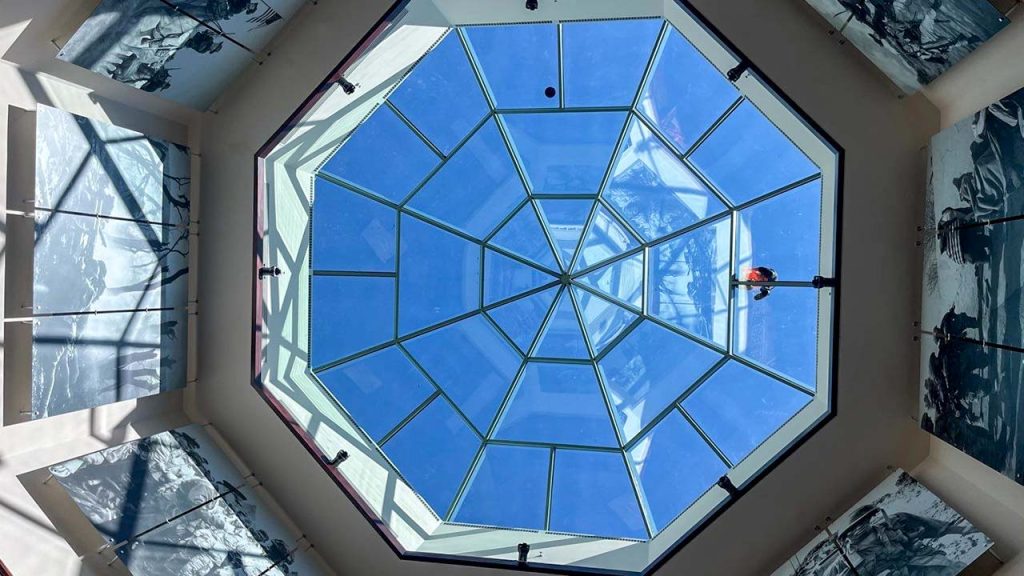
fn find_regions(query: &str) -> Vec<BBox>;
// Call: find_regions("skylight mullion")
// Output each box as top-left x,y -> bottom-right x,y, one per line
377,389 -> 442,447
385,100 -> 444,159
397,111 -> 494,207
487,439 -> 622,453
545,448 -> 555,531
557,22 -> 565,109
481,196 -> 530,244
592,315 -> 643,364
479,312 -> 525,361
631,20 -> 668,110
446,442 -> 487,521
311,340 -> 395,374
316,171 -> 401,210
595,196 -> 645,248
400,207 -> 485,246
621,450 -> 655,539
730,173 -> 823,213
527,357 -> 591,365
620,356 -> 729,452
641,245 -> 650,316
677,406 -> 734,469
494,105 -> 632,114
532,193 -> 599,200
486,243 -> 561,278
570,242 -> 644,280
394,213 -> 403,339
643,313 -> 728,356
632,111 -> 735,210
681,95 -> 744,159
478,244 -> 486,309
456,27 -> 496,111
726,211 -> 737,355
311,270 -> 396,278
727,351 -> 817,396
566,200 -> 601,273
483,280 -> 561,314
594,113 -> 632,201
397,343 -> 487,440
570,281 -> 642,316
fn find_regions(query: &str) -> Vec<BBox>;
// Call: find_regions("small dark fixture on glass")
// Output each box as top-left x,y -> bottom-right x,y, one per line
258,266 -> 282,279
517,542 -> 530,565
525,0 -> 538,10
544,86 -> 557,98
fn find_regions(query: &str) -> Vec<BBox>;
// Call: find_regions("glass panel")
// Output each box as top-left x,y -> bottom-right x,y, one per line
733,286 -> 820,389
495,362 -> 618,447
628,411 -> 726,532
683,360 -> 811,464
390,32 -> 490,155
575,203 -> 641,272
562,19 -> 662,108
317,346 -> 434,441
311,276 -> 393,367
382,397 -> 480,515
454,444 -> 549,530
502,111 -> 627,195
598,321 -> 723,442
735,180 -> 822,281
464,24 -> 559,109
321,105 -> 439,203
487,286 -> 559,354
689,101 -> 819,205
576,252 -> 644,310
604,117 -> 726,241
407,119 -> 525,239
572,287 -> 638,356
637,26 -> 738,153
550,450 -> 646,539
537,199 -> 594,270
648,218 -> 731,347
489,203 -> 560,273
312,177 -> 396,272
484,249 -> 556,306
404,315 -> 521,434
398,216 -> 480,335
534,290 -> 589,360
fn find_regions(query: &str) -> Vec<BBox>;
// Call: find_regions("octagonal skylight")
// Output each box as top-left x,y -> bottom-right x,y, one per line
306,17 -> 828,542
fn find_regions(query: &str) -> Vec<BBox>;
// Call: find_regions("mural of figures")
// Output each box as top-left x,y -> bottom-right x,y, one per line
770,470 -> 993,576
802,0 -> 1007,93
50,426 -> 324,575
57,0 -> 304,108
923,86 -> 1024,486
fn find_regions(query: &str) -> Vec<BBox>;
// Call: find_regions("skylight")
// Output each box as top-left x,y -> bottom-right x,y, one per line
310,19 -> 825,541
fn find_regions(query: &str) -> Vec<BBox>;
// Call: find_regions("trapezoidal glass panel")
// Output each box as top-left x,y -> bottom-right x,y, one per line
550,449 -> 646,539
463,24 -> 559,109
735,179 -> 823,281
312,177 -> 396,272
561,19 -> 662,108
733,286 -> 821,390
453,444 -> 549,530
310,275 -> 394,367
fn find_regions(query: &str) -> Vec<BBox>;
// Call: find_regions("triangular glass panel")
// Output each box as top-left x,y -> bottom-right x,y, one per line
572,287 -> 638,356
494,362 -> 618,447
533,290 -> 589,360
537,199 -> 594,270
576,253 -> 644,310
648,218 -> 731,347
489,204 -> 560,273
407,119 -> 525,239
487,286 -> 559,354
502,111 -> 627,196
574,203 -> 640,273
484,249 -> 556,306
603,117 -> 726,242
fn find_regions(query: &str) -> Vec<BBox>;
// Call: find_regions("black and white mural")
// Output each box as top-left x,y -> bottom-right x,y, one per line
802,0 -> 1007,93
771,470 -> 993,576
57,0 -> 304,108
50,426 -> 324,575
30,106 -> 190,419
922,86 -> 1024,486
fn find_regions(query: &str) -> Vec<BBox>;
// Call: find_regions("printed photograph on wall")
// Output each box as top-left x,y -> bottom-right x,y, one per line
56,0 -> 303,108
770,470 -> 992,576
802,0 -> 1007,93
922,86 -> 1024,486
49,426 -> 321,575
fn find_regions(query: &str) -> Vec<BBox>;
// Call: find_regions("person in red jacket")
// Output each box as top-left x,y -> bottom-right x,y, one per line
744,266 -> 778,301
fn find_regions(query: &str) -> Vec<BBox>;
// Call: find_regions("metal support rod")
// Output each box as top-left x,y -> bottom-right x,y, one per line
259,266 -> 283,279
517,542 -> 530,565
716,475 -> 740,497
732,280 -> 814,288
323,449 -> 349,466
43,474 -> 54,485
727,60 -> 749,82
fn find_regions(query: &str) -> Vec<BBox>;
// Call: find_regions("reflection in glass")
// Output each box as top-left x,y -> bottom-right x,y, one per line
733,286 -> 820,389
502,111 -> 626,195
576,252 -> 644,310
312,177 -> 396,272
572,287 -> 638,356
562,19 -> 662,108
735,180 -> 822,281
311,276 -> 393,366
407,119 -> 525,239
484,249 -> 556,305
689,101 -> 818,205
575,203 -> 641,272
404,315 -> 520,433
455,445 -> 549,530
487,287 -> 559,354
317,346 -> 434,441
629,411 -> 726,531
648,218 -> 731,346
321,105 -> 439,203
636,26 -> 738,153
550,450 -> 646,539
382,397 -> 480,514
464,24 -> 558,109
534,290 -> 589,360
599,321 -> 722,442
496,362 -> 618,447
398,216 -> 480,335
683,360 -> 811,464
390,33 -> 490,155
604,117 -> 725,241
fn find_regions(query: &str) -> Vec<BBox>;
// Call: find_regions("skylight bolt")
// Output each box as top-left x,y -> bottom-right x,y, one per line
716,475 -> 740,497
517,542 -> 530,565
338,77 -> 357,95
259,265 -> 283,279
525,0 -> 538,11
324,450 -> 349,466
